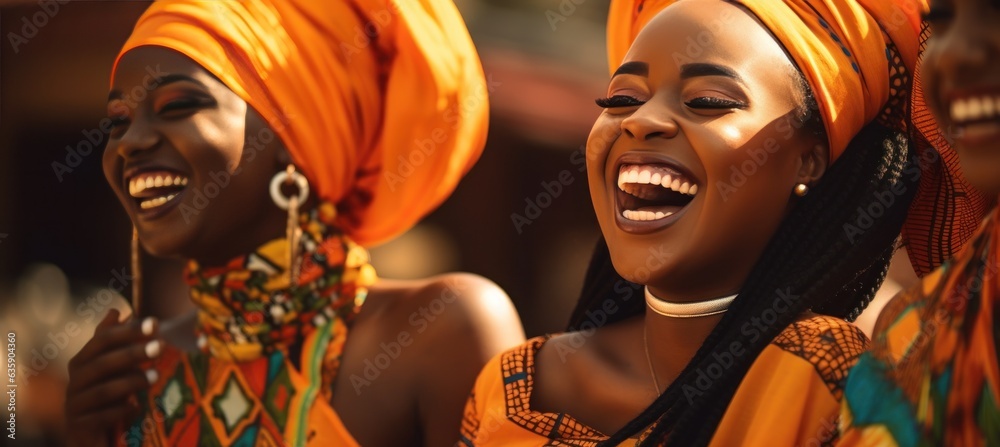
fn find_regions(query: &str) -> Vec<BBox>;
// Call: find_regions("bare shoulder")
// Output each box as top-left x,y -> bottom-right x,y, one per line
362,273 -> 523,346
360,273 -> 524,446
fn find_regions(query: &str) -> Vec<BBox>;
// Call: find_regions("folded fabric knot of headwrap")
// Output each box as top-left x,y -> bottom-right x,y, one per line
608,0 -> 992,276
113,0 -> 489,246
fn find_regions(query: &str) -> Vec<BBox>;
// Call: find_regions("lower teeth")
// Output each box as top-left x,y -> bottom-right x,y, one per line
623,210 -> 673,221
140,193 -> 178,210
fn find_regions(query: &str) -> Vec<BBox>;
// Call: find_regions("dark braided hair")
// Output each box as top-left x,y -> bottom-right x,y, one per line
569,56 -> 920,445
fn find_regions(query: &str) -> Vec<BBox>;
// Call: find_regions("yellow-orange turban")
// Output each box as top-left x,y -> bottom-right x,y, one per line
609,0 -> 927,163
607,0 -> 992,276
113,0 -> 489,247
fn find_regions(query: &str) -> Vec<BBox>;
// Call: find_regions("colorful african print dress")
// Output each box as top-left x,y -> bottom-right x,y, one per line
117,204 -> 377,446
459,315 -> 868,446
839,207 -> 1000,447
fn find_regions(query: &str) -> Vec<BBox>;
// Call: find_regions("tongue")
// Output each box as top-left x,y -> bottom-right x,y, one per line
625,183 -> 692,207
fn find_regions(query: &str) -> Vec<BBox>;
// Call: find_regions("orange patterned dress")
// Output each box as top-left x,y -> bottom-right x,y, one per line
459,315 -> 867,446
838,208 -> 1000,446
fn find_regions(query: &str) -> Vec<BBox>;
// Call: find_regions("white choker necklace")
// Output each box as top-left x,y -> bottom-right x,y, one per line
644,287 -> 737,318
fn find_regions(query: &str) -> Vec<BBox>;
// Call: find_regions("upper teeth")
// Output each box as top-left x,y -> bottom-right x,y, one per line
951,95 -> 1000,124
129,175 -> 189,196
618,167 -> 698,196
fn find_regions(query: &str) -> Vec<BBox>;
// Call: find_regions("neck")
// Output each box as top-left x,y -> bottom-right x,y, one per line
642,307 -> 724,392
639,309 -> 723,391
641,287 -> 735,392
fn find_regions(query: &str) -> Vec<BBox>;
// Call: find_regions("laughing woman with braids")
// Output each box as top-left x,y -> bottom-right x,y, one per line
62,1 -> 524,446
457,0 -> 980,445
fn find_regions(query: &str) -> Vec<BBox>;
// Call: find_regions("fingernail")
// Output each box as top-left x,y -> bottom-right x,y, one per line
145,369 -> 158,384
144,340 -> 161,359
141,317 -> 156,336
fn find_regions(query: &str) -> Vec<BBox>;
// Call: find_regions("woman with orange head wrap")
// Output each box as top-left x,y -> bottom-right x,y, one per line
63,1 -> 524,446
458,0 -> 988,446
838,0 -> 1000,444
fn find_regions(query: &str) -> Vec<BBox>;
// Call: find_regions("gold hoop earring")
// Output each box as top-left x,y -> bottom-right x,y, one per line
131,226 -> 143,317
793,183 -> 810,197
269,164 -> 310,286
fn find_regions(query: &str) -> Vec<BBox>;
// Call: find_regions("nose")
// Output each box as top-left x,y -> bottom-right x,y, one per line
620,102 -> 679,141
933,17 -> 995,81
114,115 -> 161,159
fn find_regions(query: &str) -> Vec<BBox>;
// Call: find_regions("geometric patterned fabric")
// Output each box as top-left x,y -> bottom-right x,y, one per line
460,315 -> 870,446
116,203 -> 373,446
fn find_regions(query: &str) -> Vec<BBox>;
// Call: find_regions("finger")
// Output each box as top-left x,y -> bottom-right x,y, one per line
69,338 -> 164,392
71,316 -> 158,368
66,370 -> 153,415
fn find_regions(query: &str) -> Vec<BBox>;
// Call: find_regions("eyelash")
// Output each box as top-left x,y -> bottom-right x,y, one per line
107,98 -> 204,132
595,95 -> 746,110
684,97 -> 747,109
159,98 -> 201,113
595,95 -> 644,108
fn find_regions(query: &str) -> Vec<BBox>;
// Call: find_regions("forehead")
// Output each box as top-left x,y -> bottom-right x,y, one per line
622,0 -> 792,72
112,46 -> 217,90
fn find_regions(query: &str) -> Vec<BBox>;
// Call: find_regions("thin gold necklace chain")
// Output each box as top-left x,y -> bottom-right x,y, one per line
643,324 -> 662,396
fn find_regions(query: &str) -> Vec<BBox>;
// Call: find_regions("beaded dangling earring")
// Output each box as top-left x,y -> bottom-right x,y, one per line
269,164 -> 310,286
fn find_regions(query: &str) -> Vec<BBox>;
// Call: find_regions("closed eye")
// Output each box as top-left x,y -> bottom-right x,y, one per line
109,116 -> 130,127
158,98 -> 204,114
108,116 -> 130,138
684,97 -> 747,110
596,95 -> 645,109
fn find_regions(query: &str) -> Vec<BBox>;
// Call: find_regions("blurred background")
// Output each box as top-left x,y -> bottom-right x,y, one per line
0,0 -> 611,444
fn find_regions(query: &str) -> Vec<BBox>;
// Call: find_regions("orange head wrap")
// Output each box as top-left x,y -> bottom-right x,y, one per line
113,0 -> 489,247
607,0 -> 992,275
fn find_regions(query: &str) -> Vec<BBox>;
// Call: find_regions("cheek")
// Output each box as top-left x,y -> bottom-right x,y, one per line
697,132 -> 798,224
586,115 -> 621,166
919,45 -> 947,121
179,115 -> 248,173
101,144 -> 129,202
585,118 -> 621,195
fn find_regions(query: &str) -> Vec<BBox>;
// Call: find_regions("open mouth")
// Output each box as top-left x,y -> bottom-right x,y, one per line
126,170 -> 190,216
616,163 -> 698,222
948,93 -> 1000,143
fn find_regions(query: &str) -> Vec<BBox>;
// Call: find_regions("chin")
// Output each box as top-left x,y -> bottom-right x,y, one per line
959,158 -> 1000,196
136,228 -> 198,260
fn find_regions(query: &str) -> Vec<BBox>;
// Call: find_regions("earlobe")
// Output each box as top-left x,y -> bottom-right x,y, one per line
275,146 -> 292,166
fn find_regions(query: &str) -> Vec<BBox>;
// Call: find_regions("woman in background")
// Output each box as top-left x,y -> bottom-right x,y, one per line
64,1 -> 524,446
840,0 -> 1000,444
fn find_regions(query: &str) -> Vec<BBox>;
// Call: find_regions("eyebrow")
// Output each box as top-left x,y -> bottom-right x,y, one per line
108,74 -> 207,102
612,61 -> 649,78
680,63 -> 744,84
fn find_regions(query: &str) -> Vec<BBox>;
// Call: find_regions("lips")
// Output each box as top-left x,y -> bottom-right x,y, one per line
124,169 -> 190,216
